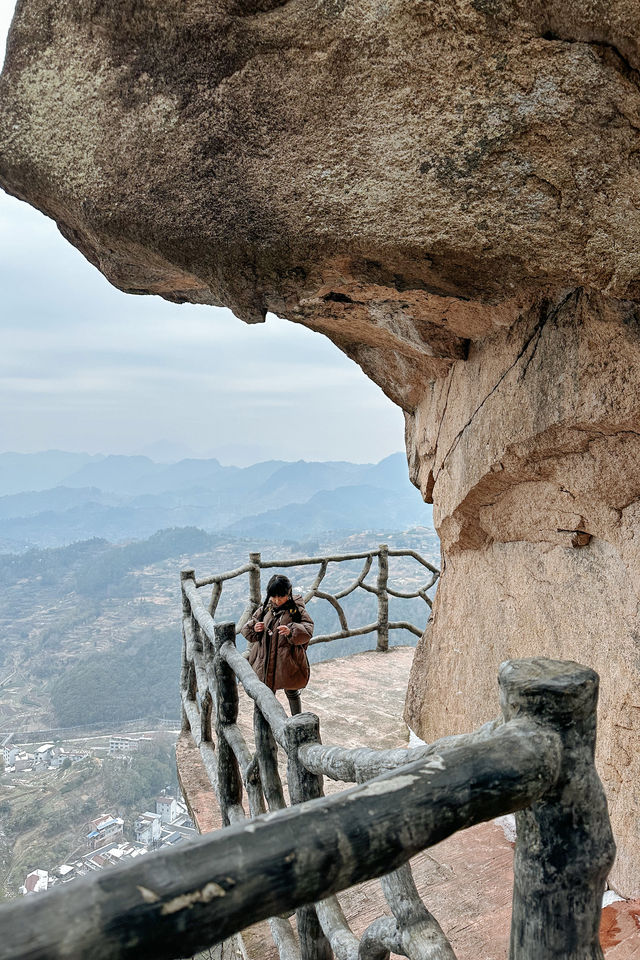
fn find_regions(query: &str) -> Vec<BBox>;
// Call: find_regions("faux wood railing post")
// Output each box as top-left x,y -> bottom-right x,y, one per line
500,658 -> 616,960
253,707 -> 286,812
213,622 -> 243,826
249,552 -> 262,610
181,568 -> 195,615
180,569 -> 196,732
376,544 -> 389,652
285,714 -> 333,960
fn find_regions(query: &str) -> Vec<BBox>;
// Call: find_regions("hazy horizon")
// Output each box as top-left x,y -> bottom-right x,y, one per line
0,445 -> 406,468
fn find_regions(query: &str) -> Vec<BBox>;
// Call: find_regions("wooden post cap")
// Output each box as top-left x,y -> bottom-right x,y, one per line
499,657 -> 599,725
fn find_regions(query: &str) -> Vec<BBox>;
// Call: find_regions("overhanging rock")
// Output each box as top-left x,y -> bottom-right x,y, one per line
1,0 -> 640,896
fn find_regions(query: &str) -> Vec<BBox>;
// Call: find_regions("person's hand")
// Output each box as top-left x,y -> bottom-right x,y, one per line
277,624 -> 291,637
254,621 -> 264,632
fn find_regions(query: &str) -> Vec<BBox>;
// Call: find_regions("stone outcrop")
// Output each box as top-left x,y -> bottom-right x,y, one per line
404,289 -> 640,897
1,0 -> 640,895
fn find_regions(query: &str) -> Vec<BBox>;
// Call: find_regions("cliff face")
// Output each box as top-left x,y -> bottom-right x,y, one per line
404,289 -> 640,898
1,0 -> 640,894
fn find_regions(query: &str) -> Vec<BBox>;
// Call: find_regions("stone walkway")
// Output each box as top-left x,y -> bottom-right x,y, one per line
177,645 -> 640,959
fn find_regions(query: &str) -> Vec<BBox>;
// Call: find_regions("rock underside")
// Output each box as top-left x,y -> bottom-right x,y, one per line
1,0 -> 639,895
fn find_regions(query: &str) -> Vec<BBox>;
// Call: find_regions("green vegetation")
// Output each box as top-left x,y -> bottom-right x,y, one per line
0,527 -> 221,599
101,741 -> 178,808
49,626 -> 181,726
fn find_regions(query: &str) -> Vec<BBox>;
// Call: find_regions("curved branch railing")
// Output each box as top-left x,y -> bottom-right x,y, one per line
197,543 -> 439,651
0,569 -> 616,960
174,571 -> 616,960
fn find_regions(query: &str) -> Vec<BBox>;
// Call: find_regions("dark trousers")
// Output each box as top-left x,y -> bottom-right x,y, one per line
284,689 -> 302,715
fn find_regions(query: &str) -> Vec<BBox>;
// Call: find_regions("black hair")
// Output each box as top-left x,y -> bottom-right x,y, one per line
262,574 -> 302,622
266,574 -> 292,598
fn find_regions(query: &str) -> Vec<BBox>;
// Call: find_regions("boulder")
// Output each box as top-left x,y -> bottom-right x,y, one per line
1,0 -> 639,895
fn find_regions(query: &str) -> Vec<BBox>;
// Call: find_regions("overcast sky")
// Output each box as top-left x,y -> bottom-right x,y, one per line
0,0 -> 405,466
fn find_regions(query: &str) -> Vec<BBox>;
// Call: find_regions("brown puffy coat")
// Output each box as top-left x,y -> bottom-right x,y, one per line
241,594 -> 312,691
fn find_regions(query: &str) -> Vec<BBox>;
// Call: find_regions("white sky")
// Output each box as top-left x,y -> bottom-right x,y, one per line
0,0 -> 406,465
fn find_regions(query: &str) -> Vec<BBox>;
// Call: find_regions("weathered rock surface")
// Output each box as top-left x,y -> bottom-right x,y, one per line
403,287 -> 640,895
2,0 -> 640,895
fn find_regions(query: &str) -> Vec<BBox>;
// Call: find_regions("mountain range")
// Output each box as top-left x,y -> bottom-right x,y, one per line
0,451 -> 434,551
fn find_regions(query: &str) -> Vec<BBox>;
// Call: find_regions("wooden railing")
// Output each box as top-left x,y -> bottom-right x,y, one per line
176,563 -> 616,960
0,568 -> 615,960
195,543 -> 439,651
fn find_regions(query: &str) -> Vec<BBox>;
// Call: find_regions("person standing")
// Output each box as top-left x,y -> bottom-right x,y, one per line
241,574 -> 312,715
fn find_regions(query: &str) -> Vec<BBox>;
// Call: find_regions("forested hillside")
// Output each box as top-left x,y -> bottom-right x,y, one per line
0,527 -> 439,731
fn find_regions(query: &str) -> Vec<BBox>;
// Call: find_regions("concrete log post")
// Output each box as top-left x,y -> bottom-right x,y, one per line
253,706 -> 286,812
376,544 -> 389,653
285,714 -> 333,960
249,552 -> 262,611
182,568 -> 204,653
181,569 -> 195,616
209,579 -> 223,618
200,690 -> 213,745
213,622 -> 244,826
180,569 -> 197,732
500,658 -> 616,960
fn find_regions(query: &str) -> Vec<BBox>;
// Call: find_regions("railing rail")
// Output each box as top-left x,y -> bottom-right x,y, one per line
0,557 -> 615,960
176,563 -> 616,960
0,603 -> 615,960
196,543 -> 439,651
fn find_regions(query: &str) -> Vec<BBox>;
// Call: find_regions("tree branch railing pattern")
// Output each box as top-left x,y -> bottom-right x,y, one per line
197,544 -> 439,652
176,570 -> 615,960
0,576 -> 615,960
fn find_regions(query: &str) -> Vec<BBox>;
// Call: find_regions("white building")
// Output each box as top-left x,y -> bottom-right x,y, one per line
13,751 -> 34,772
155,795 -> 178,823
50,748 -> 87,768
109,736 -> 153,755
87,815 -> 124,850
2,733 -> 14,765
20,869 -> 49,895
134,812 -> 162,846
109,736 -> 139,754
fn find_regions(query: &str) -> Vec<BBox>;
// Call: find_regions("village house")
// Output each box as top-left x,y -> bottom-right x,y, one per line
82,841 -> 148,872
108,735 -> 153,755
49,747 -> 87,768
19,869 -> 49,895
86,815 -> 124,851
34,744 -> 55,764
134,812 -> 162,846
155,795 -> 177,823
1,732 -> 14,766
55,864 -> 75,884
11,750 -> 34,773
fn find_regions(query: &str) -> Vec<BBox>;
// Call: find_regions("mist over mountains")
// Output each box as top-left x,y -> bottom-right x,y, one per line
0,451 -> 434,551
